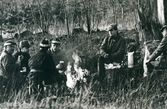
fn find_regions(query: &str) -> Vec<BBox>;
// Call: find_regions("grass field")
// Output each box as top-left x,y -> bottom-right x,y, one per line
0,31 -> 167,109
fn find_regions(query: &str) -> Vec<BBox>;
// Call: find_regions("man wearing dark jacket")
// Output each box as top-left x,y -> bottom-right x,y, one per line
98,23 -> 126,82
28,38 -> 59,99
14,40 -> 31,75
0,40 -> 21,95
146,25 -> 167,67
13,40 -> 31,88
49,38 -> 68,83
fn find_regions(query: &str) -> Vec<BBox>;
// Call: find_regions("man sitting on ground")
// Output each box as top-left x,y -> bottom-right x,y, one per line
49,38 -> 68,83
13,40 -> 31,88
28,38 -> 59,100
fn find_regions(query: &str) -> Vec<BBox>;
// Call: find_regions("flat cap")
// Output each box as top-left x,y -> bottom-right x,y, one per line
19,40 -> 30,48
108,23 -> 117,31
51,38 -> 61,44
4,40 -> 16,46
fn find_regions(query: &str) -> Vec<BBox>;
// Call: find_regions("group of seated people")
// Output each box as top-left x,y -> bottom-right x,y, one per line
0,37 -> 68,98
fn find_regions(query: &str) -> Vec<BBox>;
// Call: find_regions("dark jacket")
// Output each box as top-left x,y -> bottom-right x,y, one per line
0,50 -> 20,78
49,49 -> 68,70
100,34 -> 126,62
28,49 -> 59,85
13,51 -> 30,74
149,35 -> 167,62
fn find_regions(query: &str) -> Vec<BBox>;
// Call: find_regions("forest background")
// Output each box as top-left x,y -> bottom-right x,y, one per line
0,0 -> 138,35
0,0 -> 139,60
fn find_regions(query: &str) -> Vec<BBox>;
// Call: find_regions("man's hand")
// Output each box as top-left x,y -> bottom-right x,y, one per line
103,53 -> 109,58
16,55 -> 22,65
56,63 -> 63,70
145,59 -> 154,73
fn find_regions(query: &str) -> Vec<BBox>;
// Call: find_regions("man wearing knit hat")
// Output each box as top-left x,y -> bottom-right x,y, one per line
28,38 -> 59,100
0,40 -> 21,96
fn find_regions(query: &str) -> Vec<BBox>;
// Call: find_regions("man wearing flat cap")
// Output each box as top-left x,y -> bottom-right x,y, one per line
146,25 -> 167,67
49,38 -> 68,83
0,40 -> 21,95
98,23 -> 126,82
13,40 -> 31,89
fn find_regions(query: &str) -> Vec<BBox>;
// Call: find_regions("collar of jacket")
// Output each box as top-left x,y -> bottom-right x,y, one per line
115,34 -> 121,40
109,34 -> 121,41
51,49 -> 60,53
40,49 -> 48,53
4,50 -> 13,56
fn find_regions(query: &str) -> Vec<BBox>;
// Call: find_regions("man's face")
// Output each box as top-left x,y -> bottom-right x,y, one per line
51,43 -> 60,52
21,47 -> 29,53
5,45 -> 15,54
108,29 -> 117,38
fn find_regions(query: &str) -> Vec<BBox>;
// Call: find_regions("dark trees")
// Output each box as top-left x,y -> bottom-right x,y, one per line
137,0 -> 167,42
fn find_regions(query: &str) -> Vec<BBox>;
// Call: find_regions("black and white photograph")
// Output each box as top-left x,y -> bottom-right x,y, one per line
0,0 -> 167,108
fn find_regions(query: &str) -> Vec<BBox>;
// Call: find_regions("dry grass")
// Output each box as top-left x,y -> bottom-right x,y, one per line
0,31 -> 167,109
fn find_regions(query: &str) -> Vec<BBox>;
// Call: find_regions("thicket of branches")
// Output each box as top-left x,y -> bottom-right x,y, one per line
0,0 -> 138,36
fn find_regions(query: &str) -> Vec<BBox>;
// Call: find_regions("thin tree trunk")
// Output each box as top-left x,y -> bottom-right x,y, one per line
66,16 -> 70,36
83,0 -> 91,34
0,23 -> 2,41
86,12 -> 91,34
157,0 -> 165,25
113,1 -> 116,23
121,6 -> 124,20
165,0 -> 167,24
66,0 -> 70,36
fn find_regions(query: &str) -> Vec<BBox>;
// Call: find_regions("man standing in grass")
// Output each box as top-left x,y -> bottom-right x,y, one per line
98,23 -> 126,82
0,40 -> 21,96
